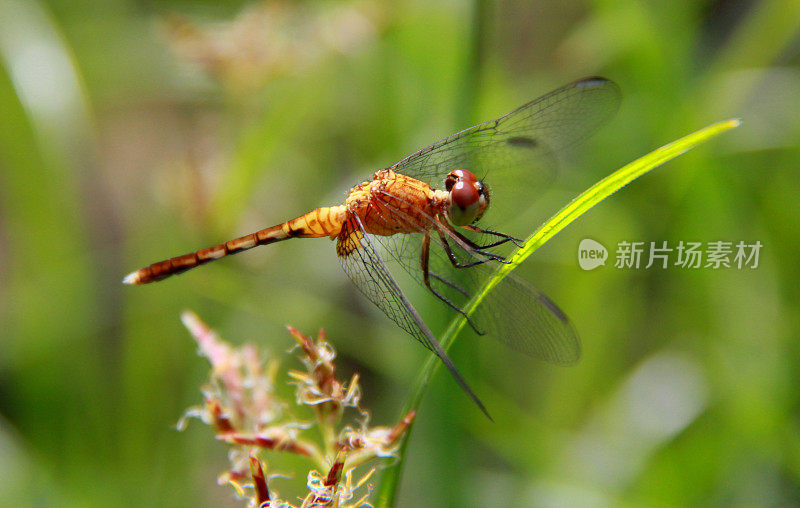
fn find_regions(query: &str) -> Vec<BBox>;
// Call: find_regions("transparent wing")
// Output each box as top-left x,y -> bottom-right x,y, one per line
337,218 -> 434,352
336,216 -> 492,418
390,77 -> 621,227
473,272 -> 580,363
369,195 -> 580,364
392,77 -> 620,183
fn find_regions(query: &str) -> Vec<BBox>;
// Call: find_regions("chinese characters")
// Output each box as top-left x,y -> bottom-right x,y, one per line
612,241 -> 762,269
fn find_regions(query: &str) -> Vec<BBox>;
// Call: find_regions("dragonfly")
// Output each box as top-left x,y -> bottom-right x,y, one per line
123,77 -> 621,418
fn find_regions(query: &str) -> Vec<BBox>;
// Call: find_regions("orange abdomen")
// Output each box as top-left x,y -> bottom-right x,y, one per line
123,205 -> 347,285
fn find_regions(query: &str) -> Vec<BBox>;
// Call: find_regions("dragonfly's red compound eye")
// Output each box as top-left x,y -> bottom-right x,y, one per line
452,181 -> 480,209
448,176 -> 488,226
445,168 -> 478,191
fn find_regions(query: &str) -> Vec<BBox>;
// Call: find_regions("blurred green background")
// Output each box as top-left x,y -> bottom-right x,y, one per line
1,0 -> 799,506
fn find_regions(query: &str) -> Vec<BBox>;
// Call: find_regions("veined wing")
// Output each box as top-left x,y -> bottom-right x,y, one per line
368,190 -> 580,364
473,271 -> 580,363
336,214 -> 492,419
390,77 -> 621,227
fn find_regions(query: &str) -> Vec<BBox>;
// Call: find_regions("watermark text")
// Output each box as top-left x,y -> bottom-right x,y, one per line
579,239 -> 762,270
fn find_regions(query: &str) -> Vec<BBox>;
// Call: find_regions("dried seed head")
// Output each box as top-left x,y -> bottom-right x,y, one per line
181,312 -> 412,507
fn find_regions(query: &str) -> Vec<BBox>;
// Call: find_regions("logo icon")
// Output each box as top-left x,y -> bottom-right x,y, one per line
578,238 -> 608,270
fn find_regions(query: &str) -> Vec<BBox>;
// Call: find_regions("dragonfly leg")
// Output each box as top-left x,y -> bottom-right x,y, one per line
429,272 -> 469,297
421,233 -> 485,335
439,228 -> 508,265
462,224 -> 525,249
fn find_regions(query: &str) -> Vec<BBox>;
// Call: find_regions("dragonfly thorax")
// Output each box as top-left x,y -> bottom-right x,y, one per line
344,169 -> 445,237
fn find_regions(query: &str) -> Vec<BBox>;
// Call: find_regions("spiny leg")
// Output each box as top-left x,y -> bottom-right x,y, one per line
462,224 -> 525,249
421,233 -> 485,335
429,272 -> 469,297
437,228 -> 507,267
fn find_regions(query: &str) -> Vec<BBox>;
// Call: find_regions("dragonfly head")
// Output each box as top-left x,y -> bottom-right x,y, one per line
445,168 -> 489,226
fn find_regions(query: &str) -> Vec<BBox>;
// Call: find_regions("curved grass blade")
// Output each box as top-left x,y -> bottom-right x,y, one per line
374,118 -> 741,507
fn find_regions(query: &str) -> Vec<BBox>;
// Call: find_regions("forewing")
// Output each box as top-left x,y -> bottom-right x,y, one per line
337,218 -> 435,353
390,77 -> 621,227
392,77 -> 620,182
336,216 -> 492,417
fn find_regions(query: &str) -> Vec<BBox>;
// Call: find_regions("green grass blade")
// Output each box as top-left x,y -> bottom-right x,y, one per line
373,118 -> 740,507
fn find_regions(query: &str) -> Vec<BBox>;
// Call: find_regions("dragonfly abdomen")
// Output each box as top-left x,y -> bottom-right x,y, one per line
282,205 -> 347,238
122,205 -> 347,285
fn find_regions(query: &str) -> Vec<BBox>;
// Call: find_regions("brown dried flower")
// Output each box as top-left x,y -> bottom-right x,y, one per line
179,310 -> 413,507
